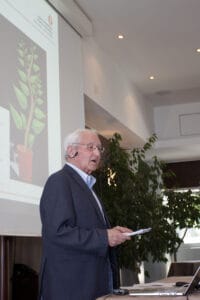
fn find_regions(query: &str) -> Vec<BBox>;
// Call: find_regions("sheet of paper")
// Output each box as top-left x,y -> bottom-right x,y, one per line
123,227 -> 152,236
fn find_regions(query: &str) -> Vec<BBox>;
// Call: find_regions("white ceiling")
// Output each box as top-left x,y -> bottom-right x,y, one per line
75,0 -> 200,96
58,0 -> 200,162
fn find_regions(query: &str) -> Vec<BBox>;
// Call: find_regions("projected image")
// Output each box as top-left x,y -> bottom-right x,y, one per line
10,40 -> 47,183
0,14 -> 48,186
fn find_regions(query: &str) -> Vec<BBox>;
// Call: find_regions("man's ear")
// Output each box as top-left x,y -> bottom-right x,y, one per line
66,145 -> 76,159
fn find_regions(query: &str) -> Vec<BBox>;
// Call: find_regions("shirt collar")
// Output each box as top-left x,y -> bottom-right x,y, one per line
66,162 -> 96,189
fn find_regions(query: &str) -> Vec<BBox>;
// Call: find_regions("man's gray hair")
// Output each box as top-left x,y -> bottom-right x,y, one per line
63,128 -> 97,152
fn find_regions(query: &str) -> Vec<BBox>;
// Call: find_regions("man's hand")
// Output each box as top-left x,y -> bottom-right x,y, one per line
107,226 -> 132,247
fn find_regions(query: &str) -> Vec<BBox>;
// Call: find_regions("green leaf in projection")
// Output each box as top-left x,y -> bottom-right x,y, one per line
33,64 -> 40,72
36,97 -> 44,105
17,69 -> 27,83
18,58 -> 24,67
19,80 -> 29,97
34,107 -> 45,120
30,75 -> 38,84
38,90 -> 43,97
37,82 -> 42,89
31,118 -> 45,135
9,104 -> 23,130
17,49 -> 24,58
13,85 -> 28,110
27,54 -> 33,62
36,80 -> 42,89
20,112 -> 27,129
10,39 -> 46,149
28,133 -> 35,148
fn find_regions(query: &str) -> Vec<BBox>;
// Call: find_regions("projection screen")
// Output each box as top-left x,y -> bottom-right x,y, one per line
0,0 -> 84,235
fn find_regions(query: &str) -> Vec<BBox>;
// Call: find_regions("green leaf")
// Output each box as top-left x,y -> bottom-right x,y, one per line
27,54 -> 33,62
13,85 -> 28,110
33,64 -> 40,72
30,75 -> 38,84
36,97 -> 44,105
36,81 -> 42,90
38,90 -> 43,97
20,112 -> 27,129
24,47 -> 28,55
28,133 -> 35,148
18,69 -> 27,82
31,118 -> 45,135
37,82 -> 42,89
34,107 -> 45,120
9,104 -> 23,129
19,80 -> 29,97
18,49 -> 24,57
18,58 -> 24,67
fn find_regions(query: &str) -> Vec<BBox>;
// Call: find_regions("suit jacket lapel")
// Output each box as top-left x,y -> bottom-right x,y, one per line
95,193 -> 111,227
63,164 -> 107,226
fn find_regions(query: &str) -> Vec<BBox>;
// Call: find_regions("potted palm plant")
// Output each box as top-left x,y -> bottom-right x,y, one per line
95,133 -> 200,283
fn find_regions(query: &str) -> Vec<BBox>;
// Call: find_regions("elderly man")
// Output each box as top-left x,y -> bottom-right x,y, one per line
39,128 -> 131,300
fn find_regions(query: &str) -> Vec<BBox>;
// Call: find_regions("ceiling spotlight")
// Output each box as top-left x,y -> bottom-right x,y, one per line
149,76 -> 155,80
118,34 -> 124,39
196,48 -> 200,53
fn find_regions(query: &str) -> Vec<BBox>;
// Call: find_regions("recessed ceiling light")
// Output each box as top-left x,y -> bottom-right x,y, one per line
149,76 -> 155,80
118,34 -> 124,39
196,48 -> 200,53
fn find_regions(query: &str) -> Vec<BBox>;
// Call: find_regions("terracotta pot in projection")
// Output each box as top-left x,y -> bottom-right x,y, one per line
17,144 -> 33,183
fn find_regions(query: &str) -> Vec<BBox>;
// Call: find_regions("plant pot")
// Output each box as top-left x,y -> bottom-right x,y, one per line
17,144 -> 33,183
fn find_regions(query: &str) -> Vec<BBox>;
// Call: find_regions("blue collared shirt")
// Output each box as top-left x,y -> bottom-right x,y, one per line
66,163 -> 105,218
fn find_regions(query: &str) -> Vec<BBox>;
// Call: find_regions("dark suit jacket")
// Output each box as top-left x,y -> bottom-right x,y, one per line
39,164 -> 117,300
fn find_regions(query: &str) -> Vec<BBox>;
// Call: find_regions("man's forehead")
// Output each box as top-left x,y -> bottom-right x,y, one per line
80,132 -> 100,142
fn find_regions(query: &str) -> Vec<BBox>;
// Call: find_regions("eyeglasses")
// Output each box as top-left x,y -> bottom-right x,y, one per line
72,143 -> 105,154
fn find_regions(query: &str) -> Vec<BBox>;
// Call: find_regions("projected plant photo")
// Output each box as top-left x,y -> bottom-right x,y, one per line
10,40 -> 46,183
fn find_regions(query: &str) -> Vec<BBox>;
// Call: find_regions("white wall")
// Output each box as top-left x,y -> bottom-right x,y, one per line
82,37 -> 154,142
151,89 -> 200,162
154,102 -> 200,140
59,16 -> 85,164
